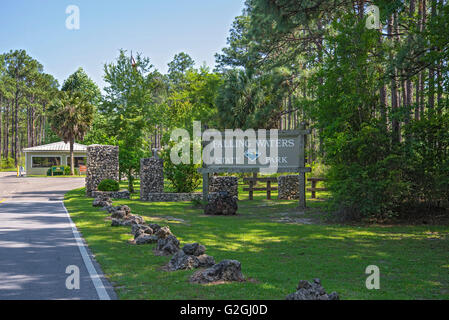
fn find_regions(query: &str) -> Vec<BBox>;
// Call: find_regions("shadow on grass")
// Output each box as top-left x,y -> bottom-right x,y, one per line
65,187 -> 449,300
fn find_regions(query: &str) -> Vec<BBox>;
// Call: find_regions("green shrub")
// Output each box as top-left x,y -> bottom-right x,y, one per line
325,124 -> 410,222
98,179 -> 120,192
160,143 -> 201,193
0,157 -> 15,169
64,166 -> 71,175
310,161 -> 328,178
403,113 -> 449,207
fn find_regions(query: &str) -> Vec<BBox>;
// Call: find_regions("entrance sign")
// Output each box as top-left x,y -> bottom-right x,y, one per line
201,130 -> 308,173
199,125 -> 311,209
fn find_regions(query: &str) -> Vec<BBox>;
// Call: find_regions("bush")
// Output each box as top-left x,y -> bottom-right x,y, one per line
98,179 -> 120,192
309,161 -> 328,178
64,166 -> 71,175
325,124 -> 410,222
160,143 -> 201,193
47,166 -> 64,176
403,113 -> 449,207
0,157 -> 15,169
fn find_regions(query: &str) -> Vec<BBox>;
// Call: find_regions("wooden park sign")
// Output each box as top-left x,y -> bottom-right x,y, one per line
199,125 -> 311,209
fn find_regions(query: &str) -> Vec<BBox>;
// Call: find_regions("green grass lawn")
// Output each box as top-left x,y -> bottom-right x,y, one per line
26,175 -> 86,178
64,183 -> 449,300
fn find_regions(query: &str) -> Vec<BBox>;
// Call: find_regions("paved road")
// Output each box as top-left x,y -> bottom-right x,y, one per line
0,172 -> 116,300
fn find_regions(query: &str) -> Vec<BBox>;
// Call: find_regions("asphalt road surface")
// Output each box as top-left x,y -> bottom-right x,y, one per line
0,172 -> 116,300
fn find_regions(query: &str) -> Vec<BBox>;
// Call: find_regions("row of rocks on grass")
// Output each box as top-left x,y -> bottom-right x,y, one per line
92,194 -> 144,225
130,214 -> 245,283
92,194 -> 339,297
92,193 -> 245,284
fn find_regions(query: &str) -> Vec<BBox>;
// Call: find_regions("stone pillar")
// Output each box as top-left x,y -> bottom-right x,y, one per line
140,157 -> 164,201
278,175 -> 300,200
209,176 -> 238,198
86,145 -> 119,197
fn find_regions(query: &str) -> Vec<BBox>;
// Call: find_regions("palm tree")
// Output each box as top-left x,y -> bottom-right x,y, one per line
48,91 -> 94,175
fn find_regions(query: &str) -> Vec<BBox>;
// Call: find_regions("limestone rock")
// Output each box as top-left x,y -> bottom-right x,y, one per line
111,218 -> 126,227
132,224 -> 153,239
182,243 -> 206,256
126,215 -> 144,225
196,254 -> 215,268
111,209 -> 126,219
155,235 -> 180,256
111,214 -> 144,227
92,195 -> 112,207
190,260 -> 244,284
155,226 -> 173,239
285,278 -> 339,300
120,205 -> 131,215
168,247 -> 215,271
168,250 -> 199,271
135,234 -> 158,245
149,223 -> 162,233
108,205 -> 132,219
204,192 -> 238,215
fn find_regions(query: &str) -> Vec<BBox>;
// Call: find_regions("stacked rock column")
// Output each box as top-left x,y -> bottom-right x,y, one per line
277,175 -> 300,200
86,145 -> 119,197
208,176 -> 238,198
140,157 -> 164,201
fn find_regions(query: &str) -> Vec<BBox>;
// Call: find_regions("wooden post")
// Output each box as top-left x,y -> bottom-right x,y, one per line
267,180 -> 271,200
249,178 -> 254,200
311,180 -> 316,199
298,122 -> 306,209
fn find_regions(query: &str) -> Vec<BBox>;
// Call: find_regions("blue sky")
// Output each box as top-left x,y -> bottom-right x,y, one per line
0,0 -> 244,89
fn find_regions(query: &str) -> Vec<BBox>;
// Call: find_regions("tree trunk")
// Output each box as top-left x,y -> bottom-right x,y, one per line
428,0 -> 437,111
389,15 -> 400,145
419,0 -> 427,118
4,100 -> 9,159
70,138 -> 75,175
14,97 -> 18,167
405,0 -> 415,131
127,170 -> 134,193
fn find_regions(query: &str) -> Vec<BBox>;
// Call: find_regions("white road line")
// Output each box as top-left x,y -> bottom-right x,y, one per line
61,201 -> 111,300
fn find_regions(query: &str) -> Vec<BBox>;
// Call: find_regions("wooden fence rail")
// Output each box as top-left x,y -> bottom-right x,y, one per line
307,177 -> 327,199
243,177 -> 278,200
243,176 -> 327,200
